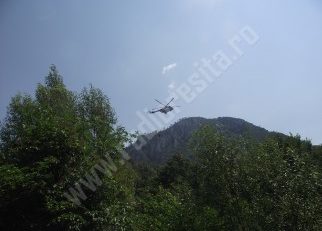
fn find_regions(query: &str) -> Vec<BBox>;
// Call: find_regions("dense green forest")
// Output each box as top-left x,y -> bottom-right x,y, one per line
1,66 -> 322,230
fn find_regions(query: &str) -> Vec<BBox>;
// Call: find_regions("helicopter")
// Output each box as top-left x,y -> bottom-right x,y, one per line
149,97 -> 180,114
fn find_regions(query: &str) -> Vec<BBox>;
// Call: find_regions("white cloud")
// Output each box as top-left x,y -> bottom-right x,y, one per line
162,63 -> 177,75
168,81 -> 176,89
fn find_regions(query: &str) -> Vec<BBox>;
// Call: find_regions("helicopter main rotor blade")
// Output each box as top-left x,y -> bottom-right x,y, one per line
165,97 -> 174,106
155,99 -> 166,106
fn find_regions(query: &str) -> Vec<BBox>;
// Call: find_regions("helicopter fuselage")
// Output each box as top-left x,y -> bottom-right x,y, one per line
149,98 -> 178,114
160,106 -> 173,114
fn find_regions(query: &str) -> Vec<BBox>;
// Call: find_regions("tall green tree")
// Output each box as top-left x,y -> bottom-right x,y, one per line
0,65 -> 133,231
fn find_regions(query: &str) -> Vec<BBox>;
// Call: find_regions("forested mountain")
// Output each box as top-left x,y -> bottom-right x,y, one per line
1,66 -> 322,230
127,117 -> 283,164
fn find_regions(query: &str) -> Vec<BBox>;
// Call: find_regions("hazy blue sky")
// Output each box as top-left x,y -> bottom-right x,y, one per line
1,0 -> 322,144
